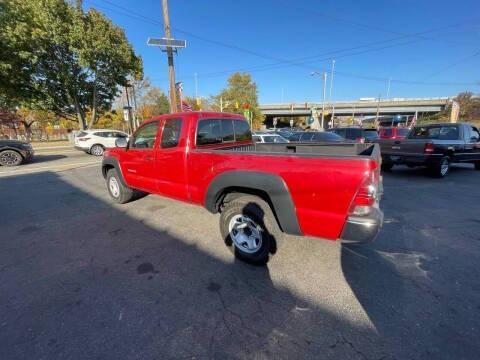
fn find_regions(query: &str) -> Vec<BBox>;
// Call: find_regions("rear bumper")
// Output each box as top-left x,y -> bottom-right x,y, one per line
382,153 -> 442,166
340,207 -> 384,244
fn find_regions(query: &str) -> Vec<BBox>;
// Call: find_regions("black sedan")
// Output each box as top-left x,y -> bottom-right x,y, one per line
0,139 -> 34,166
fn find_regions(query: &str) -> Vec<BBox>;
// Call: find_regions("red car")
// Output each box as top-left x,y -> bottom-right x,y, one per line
102,112 -> 383,264
379,127 -> 411,140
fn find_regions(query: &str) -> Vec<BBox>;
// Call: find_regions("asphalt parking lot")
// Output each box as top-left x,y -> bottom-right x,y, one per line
1,149 -> 479,360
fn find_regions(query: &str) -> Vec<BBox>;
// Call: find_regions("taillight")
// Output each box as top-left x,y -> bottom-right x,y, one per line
349,168 -> 380,216
79,137 -> 91,142
356,137 -> 365,143
424,143 -> 434,153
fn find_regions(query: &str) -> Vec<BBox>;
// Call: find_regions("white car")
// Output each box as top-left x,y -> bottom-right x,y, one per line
252,132 -> 289,144
74,129 -> 129,156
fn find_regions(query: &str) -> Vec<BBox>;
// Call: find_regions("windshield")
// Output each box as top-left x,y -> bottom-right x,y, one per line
397,128 -> 410,137
363,130 -> 379,139
409,126 -> 459,140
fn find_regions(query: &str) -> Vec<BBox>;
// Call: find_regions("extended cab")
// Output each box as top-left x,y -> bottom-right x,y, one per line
102,112 -> 384,264
378,123 -> 480,177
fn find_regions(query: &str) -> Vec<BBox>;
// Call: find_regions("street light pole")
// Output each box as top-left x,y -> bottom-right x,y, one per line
161,0 -> 177,113
329,60 -> 335,100
321,71 -> 327,130
386,77 -> 391,99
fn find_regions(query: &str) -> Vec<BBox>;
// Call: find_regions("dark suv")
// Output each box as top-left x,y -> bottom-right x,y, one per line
0,139 -> 34,166
328,127 -> 379,143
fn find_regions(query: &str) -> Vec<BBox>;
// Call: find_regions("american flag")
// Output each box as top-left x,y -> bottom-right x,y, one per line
181,100 -> 193,112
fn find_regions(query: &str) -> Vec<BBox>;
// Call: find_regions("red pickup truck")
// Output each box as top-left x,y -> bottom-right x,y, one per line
102,112 -> 383,264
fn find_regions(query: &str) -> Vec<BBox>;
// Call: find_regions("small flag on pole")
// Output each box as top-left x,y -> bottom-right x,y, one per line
181,100 -> 192,112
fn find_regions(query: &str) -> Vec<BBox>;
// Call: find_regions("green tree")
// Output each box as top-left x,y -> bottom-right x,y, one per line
214,73 -> 264,129
139,87 -> 170,119
0,0 -> 142,130
453,92 -> 480,121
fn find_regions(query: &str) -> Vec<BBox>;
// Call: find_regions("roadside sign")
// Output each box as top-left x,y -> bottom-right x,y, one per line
147,37 -> 187,48
290,119 -> 294,128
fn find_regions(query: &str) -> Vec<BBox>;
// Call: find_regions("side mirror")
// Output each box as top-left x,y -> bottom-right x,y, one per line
115,137 -> 128,148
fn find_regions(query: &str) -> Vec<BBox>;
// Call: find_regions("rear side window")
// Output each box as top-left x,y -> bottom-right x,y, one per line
470,127 -> 480,141
409,126 -> 459,140
222,119 -> 235,142
94,132 -> 110,138
77,131 -> 89,137
233,120 -> 251,141
131,122 -> 159,149
197,119 -> 251,146
397,128 -> 410,137
197,119 -> 222,145
161,119 -> 183,148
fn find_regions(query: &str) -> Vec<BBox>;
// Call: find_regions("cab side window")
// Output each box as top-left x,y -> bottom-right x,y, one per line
131,122 -> 159,149
470,127 -> 480,142
161,119 -> 183,148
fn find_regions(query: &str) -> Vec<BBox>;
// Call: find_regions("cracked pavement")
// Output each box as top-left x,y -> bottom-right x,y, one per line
0,160 -> 479,359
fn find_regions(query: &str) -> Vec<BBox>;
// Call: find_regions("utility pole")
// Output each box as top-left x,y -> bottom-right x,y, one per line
321,72 -> 327,130
131,83 -> 139,128
161,0 -> 177,113
124,86 -> 134,134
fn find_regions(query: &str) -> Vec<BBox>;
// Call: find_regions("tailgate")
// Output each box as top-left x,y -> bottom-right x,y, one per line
378,139 -> 426,155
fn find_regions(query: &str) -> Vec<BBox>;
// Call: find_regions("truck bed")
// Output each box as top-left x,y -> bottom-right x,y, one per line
213,142 -> 377,158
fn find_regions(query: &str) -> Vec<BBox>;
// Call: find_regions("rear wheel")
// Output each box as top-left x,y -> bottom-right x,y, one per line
220,195 -> 281,265
0,150 -> 23,166
429,156 -> 450,178
90,144 -> 104,156
381,163 -> 393,172
106,169 -> 135,204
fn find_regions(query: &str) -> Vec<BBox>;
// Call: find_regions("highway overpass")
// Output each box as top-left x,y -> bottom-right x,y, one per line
260,97 -> 450,118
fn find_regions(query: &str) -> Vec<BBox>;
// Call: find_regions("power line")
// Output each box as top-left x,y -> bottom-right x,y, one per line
423,50 -> 480,80
275,0 -> 480,47
89,0 -> 479,87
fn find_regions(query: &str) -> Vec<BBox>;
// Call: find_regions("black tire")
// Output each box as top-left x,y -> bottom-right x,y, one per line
90,144 -> 104,156
429,156 -> 450,178
474,161 -> 480,170
106,168 -> 135,204
220,195 -> 282,265
0,150 -> 23,166
381,163 -> 393,172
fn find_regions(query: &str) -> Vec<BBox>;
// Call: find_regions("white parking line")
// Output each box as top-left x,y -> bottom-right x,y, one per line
0,161 -> 101,177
